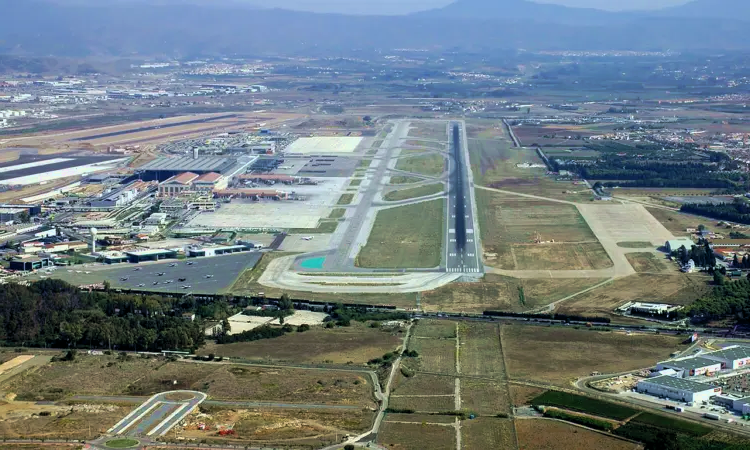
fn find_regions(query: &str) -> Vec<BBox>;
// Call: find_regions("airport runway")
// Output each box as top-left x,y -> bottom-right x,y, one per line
445,122 -> 482,274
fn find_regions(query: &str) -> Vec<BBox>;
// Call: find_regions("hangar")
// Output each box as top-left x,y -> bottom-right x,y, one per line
136,156 -> 253,182
656,357 -> 722,378
702,346 -> 750,370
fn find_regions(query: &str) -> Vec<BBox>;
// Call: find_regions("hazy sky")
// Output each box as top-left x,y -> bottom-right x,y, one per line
255,0 -> 692,14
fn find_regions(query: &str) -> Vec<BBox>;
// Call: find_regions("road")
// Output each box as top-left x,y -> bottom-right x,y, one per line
107,390 -> 207,437
445,122 -> 482,274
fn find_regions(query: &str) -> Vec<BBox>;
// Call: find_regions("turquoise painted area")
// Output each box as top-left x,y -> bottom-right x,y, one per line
300,257 -> 326,269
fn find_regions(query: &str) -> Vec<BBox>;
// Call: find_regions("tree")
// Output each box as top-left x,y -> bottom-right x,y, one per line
345,445 -> 355,450
698,224 -> 706,231
17,211 -> 29,223
221,318 -> 231,335
278,294 -> 294,311
714,272 -> 726,286
103,281 -> 111,292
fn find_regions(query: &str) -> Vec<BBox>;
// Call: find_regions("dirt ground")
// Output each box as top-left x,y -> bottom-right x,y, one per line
408,338 -> 456,375
0,402 -> 128,440
515,419 -> 641,450
501,325 -> 686,387
378,422 -> 456,450
554,273 -> 711,321
645,207 -> 723,237
463,418 -> 516,450
459,323 -> 505,378
509,385 -> 547,407
390,373 -> 455,396
172,407 -> 374,448
461,380 -> 511,415
198,322 -> 403,365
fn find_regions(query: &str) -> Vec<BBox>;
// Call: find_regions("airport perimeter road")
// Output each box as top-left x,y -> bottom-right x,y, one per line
108,390 -> 206,437
445,122 -> 482,274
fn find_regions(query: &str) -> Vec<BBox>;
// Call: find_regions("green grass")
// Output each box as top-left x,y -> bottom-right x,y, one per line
617,241 -> 654,248
530,391 -> 637,421
350,179 -> 363,187
384,183 -> 444,202
105,439 -> 139,449
357,199 -> 444,269
329,208 -> 346,219
390,176 -> 424,185
395,154 -> 445,177
631,412 -> 712,437
337,194 -> 355,205
358,159 -> 373,168
288,220 -> 339,234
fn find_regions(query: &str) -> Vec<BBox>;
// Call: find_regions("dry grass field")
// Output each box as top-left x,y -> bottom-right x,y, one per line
501,325 -> 686,386
420,275 -> 607,313
461,380 -> 511,415
412,320 -> 457,339
198,323 -> 403,365
388,395 -> 455,412
357,199 -> 444,269
459,323 -> 505,378
509,385 -> 547,407
408,338 -> 456,375
407,122 -> 447,140
390,373 -> 455,396
476,191 -> 599,269
405,140 -> 445,150
626,253 -> 672,273
463,418 -> 516,450
514,243 -> 613,271
0,404 -> 129,441
2,356 -> 374,407
383,413 -> 456,424
555,273 -> 711,321
516,419 -> 640,450
645,207 -> 722,236
378,422 -> 455,450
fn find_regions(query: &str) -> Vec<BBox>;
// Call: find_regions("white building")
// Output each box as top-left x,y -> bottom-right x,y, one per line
702,346 -> 750,370
656,357 -> 722,378
637,376 -> 720,403
144,213 -> 168,226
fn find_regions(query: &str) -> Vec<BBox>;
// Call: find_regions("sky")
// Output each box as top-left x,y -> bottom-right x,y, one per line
252,0 -> 692,15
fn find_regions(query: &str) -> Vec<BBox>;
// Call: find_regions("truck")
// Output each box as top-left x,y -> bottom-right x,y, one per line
675,407 -> 684,412
704,413 -> 720,420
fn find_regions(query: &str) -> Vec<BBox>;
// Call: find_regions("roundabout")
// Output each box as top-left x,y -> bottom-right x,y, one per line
103,438 -> 140,448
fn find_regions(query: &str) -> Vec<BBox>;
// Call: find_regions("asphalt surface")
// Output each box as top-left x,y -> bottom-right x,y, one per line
70,114 -> 238,141
56,252 -> 261,294
446,122 -> 482,274
108,391 -> 207,437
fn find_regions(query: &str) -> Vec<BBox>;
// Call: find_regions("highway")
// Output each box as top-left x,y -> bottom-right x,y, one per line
445,122 -> 482,274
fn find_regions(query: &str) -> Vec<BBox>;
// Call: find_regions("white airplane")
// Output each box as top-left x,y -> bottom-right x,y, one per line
301,236 -> 314,241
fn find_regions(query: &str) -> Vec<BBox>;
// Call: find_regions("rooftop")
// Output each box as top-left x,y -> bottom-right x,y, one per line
705,345 -> 750,362
124,248 -> 176,257
642,375 -> 718,393
138,156 -> 237,173
164,172 -> 199,185
712,240 -> 750,246
659,357 -> 721,371
195,172 -> 223,183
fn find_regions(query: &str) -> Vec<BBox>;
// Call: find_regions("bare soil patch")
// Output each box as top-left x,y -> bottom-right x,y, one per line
515,418 -> 640,450
378,421 -> 455,450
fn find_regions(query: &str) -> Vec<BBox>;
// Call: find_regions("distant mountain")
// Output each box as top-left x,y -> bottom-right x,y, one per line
413,0 -> 629,25
1,0 -> 750,58
662,0 -> 750,19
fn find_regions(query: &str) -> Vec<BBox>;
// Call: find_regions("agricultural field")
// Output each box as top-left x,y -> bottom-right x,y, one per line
554,273 -> 711,322
513,242 -> 612,271
412,320 -> 457,339
408,338 -> 456,375
383,183 -> 444,201
390,373 -> 455,396
529,391 -> 637,420
509,385 -> 547,407
388,395 -> 455,412
378,422 -> 455,450
501,325 -> 686,386
516,419 -> 640,450
458,323 -> 505,378
356,199 -> 444,269
420,275 -> 608,313
475,191 -> 599,269
461,380 -> 511,415
625,252 -> 672,273
395,154 -> 446,177
462,418 -> 516,450
197,322 -> 403,365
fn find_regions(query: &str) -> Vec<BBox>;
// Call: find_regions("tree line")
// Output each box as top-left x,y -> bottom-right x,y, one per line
681,202 -> 750,225
0,279 -> 206,351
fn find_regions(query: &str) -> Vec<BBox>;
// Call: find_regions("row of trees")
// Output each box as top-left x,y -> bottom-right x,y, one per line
0,279 -> 205,351
681,202 -> 750,225
674,242 -> 716,268
686,278 -> 750,323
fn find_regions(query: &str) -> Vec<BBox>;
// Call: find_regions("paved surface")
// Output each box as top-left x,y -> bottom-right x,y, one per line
50,252 -> 261,294
446,121 -> 482,274
108,390 -> 206,437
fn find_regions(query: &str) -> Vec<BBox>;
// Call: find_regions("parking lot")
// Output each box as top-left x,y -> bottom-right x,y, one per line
49,252 -> 261,294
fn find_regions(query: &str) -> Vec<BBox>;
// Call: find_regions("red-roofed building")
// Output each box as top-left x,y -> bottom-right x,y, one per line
194,172 -> 227,191
158,172 -> 200,197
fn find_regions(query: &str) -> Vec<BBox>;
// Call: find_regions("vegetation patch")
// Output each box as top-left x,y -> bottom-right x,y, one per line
631,412 -> 712,437
357,199 -> 444,269
542,408 -> 615,431
395,154 -> 446,177
105,439 -> 140,449
337,194 -> 355,205
530,391 -> 637,420
389,175 -> 424,185
617,241 -> 654,248
383,183 -> 444,202
626,252 -> 671,273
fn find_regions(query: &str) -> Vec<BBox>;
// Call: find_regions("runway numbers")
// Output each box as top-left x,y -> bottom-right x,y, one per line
467,239 -> 474,243
450,239 -> 456,243
466,229 -> 474,234
467,253 -> 475,257
449,253 -> 457,257
449,229 -> 456,234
